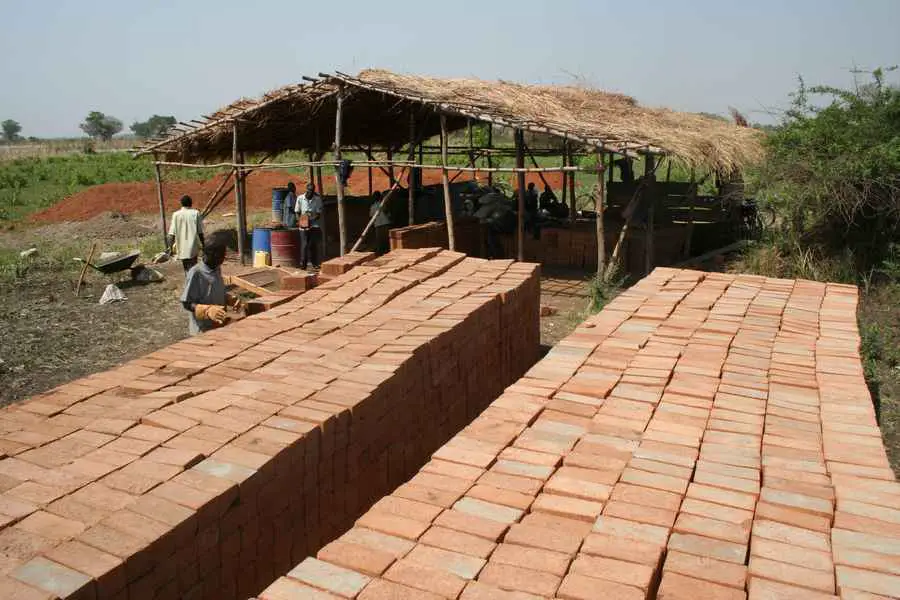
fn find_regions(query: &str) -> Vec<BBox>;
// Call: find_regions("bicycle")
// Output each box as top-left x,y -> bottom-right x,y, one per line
739,197 -> 776,240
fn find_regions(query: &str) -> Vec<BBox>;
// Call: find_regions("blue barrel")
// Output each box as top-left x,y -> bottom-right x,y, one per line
251,227 -> 272,254
272,187 -> 290,222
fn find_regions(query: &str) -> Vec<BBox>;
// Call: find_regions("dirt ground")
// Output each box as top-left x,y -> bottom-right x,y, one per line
539,266 -> 592,348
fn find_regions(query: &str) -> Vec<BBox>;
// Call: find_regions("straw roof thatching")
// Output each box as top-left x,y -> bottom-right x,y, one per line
135,68 -> 764,172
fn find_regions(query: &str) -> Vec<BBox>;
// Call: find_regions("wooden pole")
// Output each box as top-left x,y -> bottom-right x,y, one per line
307,150 -> 315,185
643,156 -> 656,275
486,124 -> 494,187
682,168 -> 697,259
467,118 -> 477,180
315,129 -> 326,258
568,147 -> 576,222
153,160 -> 167,250
596,151 -> 606,275
386,147 -> 395,187
367,144 -> 374,197
335,85 -> 347,256
232,125 -> 247,265
75,241 -> 98,297
606,158 -> 659,281
514,129 -> 526,262
440,114 -> 456,251
408,111 -> 416,225
561,141 -> 568,208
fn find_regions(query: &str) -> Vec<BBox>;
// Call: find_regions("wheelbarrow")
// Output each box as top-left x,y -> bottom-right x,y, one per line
74,247 -> 143,296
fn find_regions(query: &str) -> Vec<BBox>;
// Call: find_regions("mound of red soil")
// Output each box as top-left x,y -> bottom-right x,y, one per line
32,166 -> 566,223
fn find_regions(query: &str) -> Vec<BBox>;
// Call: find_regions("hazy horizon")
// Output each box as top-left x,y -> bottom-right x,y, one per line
2,0 -> 898,138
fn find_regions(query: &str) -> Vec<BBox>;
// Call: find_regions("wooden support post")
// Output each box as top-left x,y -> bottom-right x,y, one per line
596,151 -> 606,275
232,125 -> 247,265
408,111 -> 416,225
440,114 -> 456,251
682,169 -> 697,259
467,119 -> 477,180
307,150 -> 315,185
643,155 -> 656,275
367,144 -> 374,197
334,85 -> 347,256
606,156 -> 658,281
386,147 -> 395,187
561,141 -> 568,208
314,128 -> 326,258
514,129 -> 526,262
153,160 -> 167,250
486,124 -> 494,187
568,147 -> 576,222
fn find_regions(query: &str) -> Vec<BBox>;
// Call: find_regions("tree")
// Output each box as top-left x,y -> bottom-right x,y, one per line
1,119 -> 22,142
130,115 -> 176,139
79,111 -> 123,141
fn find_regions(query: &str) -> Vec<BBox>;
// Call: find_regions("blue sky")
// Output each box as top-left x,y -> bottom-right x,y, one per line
2,0 -> 898,137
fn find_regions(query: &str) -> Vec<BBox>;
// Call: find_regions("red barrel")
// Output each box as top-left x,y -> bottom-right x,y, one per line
270,229 -> 300,267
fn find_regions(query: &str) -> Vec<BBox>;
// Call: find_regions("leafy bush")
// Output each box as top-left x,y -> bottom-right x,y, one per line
756,68 -> 900,272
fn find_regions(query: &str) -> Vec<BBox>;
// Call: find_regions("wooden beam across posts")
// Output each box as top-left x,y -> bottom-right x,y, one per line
335,85 -> 347,256
440,114 -> 456,251
408,111 -> 416,226
514,129 -> 526,261
596,151 -> 607,275
232,125 -> 247,265
153,159 -> 167,250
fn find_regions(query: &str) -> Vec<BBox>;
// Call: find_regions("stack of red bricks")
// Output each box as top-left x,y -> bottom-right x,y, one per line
258,267 -> 898,599
389,220 -> 485,258
0,248 -> 540,600
319,253 -> 377,278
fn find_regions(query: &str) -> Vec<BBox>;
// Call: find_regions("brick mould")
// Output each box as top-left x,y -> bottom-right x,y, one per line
0,248 -> 541,600
257,268 -> 899,599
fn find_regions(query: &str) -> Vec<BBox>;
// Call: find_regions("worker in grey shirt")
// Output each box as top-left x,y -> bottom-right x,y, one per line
180,232 -> 237,335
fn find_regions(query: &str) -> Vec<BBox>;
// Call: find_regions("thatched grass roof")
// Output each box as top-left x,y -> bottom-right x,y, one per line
135,68 -> 764,172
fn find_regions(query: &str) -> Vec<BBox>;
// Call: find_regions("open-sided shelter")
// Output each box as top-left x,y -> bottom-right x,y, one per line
134,69 -> 764,275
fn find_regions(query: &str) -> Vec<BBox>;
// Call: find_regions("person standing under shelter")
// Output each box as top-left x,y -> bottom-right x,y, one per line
295,182 -> 323,270
167,195 -> 204,272
281,182 -> 297,228
369,190 -> 392,254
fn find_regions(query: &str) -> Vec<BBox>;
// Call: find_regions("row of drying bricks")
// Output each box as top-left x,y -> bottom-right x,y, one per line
258,268 -> 899,599
0,249 -> 538,600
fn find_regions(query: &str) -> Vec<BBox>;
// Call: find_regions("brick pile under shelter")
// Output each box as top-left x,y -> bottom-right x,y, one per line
0,248 -> 541,600
259,267 -> 898,599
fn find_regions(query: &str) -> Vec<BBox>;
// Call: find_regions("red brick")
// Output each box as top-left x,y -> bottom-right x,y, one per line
503,523 -> 582,555
478,562 -> 561,597
749,556 -> 835,593
383,559 -> 467,598
663,550 -> 746,589
489,543 -> 570,576
557,572 -> 646,600
419,526 -> 496,559
0,576 -> 57,600
433,510 -> 509,542
14,511 -> 85,542
580,533 -> 664,567
286,557 -> 370,597
835,566 -> 900,598
9,556 -> 94,599
467,485 -> 534,511
356,510 -> 429,541
657,571 -> 746,600
317,540 -> 395,577
531,493 -> 603,522
603,500 -> 677,528
460,580 -> 543,599
674,514 -> 750,545
570,554 -> 655,591
747,577 -> 839,600
750,537 -> 833,572
0,528 -> 53,561
42,540 -> 126,597
610,483 -> 683,512
358,579 -> 444,600
667,533 -> 747,564
259,576 -> 340,599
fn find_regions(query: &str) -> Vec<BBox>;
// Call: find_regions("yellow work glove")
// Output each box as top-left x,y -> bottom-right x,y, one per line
194,304 -> 227,324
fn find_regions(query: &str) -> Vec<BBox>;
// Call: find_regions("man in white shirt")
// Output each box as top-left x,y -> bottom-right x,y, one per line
295,182 -> 323,270
167,195 -> 204,272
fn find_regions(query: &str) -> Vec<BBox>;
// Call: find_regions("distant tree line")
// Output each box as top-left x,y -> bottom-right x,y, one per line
1,111 -> 178,144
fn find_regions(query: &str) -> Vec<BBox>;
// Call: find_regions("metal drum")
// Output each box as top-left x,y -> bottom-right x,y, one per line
270,229 -> 300,267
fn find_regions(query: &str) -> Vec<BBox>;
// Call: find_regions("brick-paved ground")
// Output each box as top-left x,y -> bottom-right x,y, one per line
261,267 -> 899,599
